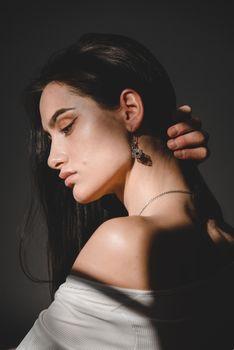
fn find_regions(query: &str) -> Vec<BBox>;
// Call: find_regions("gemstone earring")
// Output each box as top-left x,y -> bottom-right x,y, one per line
131,135 -> 152,166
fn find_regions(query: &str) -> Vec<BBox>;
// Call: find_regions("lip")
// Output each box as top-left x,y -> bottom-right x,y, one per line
59,171 -> 77,188
59,171 -> 76,180
64,173 -> 77,188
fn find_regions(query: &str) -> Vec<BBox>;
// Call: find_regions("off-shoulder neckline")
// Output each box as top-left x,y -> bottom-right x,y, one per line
67,260 -> 234,296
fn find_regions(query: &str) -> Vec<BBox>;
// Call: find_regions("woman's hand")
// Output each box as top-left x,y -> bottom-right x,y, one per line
167,105 -> 210,163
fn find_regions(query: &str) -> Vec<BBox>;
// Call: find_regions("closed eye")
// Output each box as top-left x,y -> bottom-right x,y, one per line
43,116 -> 77,141
43,123 -> 73,141
61,121 -> 74,135
60,116 -> 78,135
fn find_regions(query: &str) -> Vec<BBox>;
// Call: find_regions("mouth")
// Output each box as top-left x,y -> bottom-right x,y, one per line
64,174 -> 76,188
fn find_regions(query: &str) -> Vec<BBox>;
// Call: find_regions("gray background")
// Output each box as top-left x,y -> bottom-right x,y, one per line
1,0 -> 233,348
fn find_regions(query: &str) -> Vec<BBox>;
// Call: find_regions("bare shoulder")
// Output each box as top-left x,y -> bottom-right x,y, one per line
71,215 -> 209,290
78,215 -> 157,254
71,216 -> 159,289
92,215 -> 157,244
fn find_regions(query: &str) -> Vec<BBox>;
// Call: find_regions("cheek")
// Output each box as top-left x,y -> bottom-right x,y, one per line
71,135 -> 132,203
87,135 -> 131,169
71,125 -> 131,169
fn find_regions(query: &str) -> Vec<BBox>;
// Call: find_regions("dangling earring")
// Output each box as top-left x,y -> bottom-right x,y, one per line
131,135 -> 152,166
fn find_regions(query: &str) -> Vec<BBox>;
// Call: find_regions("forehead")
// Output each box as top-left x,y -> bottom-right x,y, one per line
39,82 -> 78,120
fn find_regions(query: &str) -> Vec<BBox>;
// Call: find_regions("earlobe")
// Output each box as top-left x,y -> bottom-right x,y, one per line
119,89 -> 144,132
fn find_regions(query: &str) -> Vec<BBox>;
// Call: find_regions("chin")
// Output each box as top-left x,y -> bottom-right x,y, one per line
72,184 -> 104,204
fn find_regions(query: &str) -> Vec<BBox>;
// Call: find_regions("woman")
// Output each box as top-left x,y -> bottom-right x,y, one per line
17,33 -> 234,349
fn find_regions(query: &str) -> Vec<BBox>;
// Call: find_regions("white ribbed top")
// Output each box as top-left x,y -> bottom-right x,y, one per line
16,262 -> 234,349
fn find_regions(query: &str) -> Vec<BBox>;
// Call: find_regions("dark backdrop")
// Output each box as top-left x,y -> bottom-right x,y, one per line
1,1 -> 233,348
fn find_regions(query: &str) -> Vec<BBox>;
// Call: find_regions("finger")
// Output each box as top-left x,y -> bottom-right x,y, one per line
167,119 -> 203,137
173,147 -> 210,161
177,105 -> 192,113
175,105 -> 192,122
167,130 -> 206,150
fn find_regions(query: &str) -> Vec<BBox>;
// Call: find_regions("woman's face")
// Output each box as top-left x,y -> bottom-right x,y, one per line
39,82 -> 132,203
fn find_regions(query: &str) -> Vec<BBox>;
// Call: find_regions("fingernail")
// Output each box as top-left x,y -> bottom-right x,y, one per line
167,139 -> 177,149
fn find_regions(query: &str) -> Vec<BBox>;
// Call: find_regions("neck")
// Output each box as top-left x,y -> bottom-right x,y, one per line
114,135 -> 193,217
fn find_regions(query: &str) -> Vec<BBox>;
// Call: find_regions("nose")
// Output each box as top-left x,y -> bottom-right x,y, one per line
47,142 -> 68,170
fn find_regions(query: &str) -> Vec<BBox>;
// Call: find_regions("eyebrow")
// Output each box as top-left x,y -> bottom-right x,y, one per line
48,107 -> 76,128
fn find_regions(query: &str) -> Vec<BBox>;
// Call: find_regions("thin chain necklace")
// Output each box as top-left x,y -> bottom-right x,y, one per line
138,190 -> 193,216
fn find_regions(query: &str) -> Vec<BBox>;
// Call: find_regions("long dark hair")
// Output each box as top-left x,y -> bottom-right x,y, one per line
19,33 -> 234,300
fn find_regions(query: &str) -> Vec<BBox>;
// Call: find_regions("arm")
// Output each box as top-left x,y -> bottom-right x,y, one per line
167,105 -> 210,163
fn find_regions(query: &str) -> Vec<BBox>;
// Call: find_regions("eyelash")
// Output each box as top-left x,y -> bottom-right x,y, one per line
45,118 -> 76,141
60,121 -> 74,135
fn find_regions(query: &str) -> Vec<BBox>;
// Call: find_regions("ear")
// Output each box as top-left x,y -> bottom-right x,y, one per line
119,89 -> 144,132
